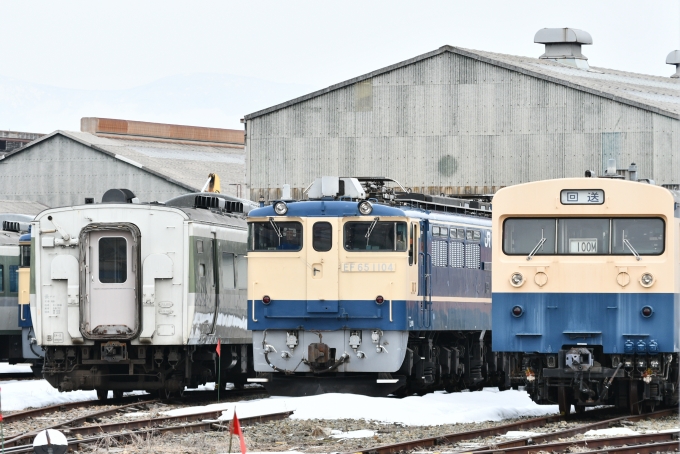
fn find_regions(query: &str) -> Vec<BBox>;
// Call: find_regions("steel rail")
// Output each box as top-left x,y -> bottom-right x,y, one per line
349,408 -> 676,454
1,410 -> 293,454
471,430 -> 680,454
0,372 -> 37,380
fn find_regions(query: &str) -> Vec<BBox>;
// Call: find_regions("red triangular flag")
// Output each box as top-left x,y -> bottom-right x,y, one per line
216,338 -> 221,357
231,410 -> 247,454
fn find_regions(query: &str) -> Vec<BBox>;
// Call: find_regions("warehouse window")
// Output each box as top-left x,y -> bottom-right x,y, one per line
354,79 -> 373,112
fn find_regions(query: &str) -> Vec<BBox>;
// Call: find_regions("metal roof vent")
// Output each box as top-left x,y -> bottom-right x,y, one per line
666,50 -> 680,78
534,28 -> 592,70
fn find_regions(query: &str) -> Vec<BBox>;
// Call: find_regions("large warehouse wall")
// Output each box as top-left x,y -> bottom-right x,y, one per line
246,51 -> 680,200
0,135 -> 190,207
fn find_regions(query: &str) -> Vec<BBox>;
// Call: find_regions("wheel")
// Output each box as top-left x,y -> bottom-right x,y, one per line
558,387 -> 571,415
574,404 -> 586,414
113,390 -> 124,399
96,388 -> 109,401
629,380 -> 642,415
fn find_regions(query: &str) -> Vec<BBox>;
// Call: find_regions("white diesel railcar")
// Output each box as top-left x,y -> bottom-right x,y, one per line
31,190 -> 255,398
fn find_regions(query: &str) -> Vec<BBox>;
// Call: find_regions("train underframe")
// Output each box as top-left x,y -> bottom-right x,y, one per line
259,330 -> 510,396
42,342 -> 253,400
509,347 -> 679,414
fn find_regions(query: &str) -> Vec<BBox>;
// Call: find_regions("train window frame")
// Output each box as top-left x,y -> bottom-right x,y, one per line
236,255 -> 247,289
248,221 -> 303,252
98,237 -> 128,284
343,221 -> 408,252
557,218 -> 611,255
457,228 -> 465,239
432,226 -> 440,236
502,218 -> 557,256
440,227 -> 449,237
503,217 -> 666,256
196,240 -> 203,254
466,230 -> 474,241
20,244 -> 30,268
9,265 -> 18,293
312,222 -> 333,252
473,230 -> 481,241
0,264 -> 4,292
221,252 -> 236,290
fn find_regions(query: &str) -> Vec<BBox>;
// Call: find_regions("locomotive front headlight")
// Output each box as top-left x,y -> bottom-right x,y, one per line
640,272 -> 655,287
358,200 -> 373,215
510,272 -> 524,287
273,201 -> 288,216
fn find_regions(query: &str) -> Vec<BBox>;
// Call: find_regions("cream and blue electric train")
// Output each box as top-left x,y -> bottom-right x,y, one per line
492,164 -> 679,414
247,177 -> 507,396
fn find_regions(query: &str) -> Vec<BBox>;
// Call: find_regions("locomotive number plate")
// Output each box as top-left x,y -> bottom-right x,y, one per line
342,262 -> 395,272
569,239 -> 597,253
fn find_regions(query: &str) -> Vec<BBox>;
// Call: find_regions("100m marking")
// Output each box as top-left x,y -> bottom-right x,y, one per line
342,262 -> 395,272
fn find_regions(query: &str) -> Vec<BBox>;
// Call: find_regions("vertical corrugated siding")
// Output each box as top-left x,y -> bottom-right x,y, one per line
247,52 -> 679,201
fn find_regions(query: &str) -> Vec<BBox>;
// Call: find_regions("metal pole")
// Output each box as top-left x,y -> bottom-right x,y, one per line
218,346 -> 221,403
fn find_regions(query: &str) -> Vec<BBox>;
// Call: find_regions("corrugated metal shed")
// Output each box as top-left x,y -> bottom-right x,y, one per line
245,45 -> 680,200
0,200 -> 48,216
0,130 -> 245,207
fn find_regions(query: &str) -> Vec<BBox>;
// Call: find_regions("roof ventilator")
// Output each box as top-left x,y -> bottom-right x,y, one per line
666,50 -> 680,78
194,195 -> 244,213
102,188 -> 139,204
534,27 -> 592,70
2,221 -> 29,233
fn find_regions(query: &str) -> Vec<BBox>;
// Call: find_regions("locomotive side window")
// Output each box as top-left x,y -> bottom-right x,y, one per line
98,237 -> 127,283
612,218 -> 664,255
313,222 -> 332,252
20,245 -> 30,267
503,219 -> 557,255
457,228 -> 465,239
440,227 -> 449,237
344,221 -> 407,251
221,252 -> 235,289
558,218 -> 609,254
248,222 -> 303,251
9,265 -> 18,293
236,256 -> 247,289
0,264 -> 4,292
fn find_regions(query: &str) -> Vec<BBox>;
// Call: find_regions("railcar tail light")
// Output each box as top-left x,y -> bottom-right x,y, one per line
262,295 -> 271,305
641,306 -> 653,317
640,272 -> 654,287
510,272 -> 524,287
273,201 -> 288,215
375,295 -> 384,305
512,305 -> 524,317
358,201 -> 373,215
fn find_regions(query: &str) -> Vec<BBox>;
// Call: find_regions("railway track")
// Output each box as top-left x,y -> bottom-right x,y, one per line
0,371 -> 37,381
351,408 -> 678,454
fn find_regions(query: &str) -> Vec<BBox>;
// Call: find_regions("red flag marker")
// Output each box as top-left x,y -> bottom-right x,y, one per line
231,410 -> 247,454
216,338 -> 221,357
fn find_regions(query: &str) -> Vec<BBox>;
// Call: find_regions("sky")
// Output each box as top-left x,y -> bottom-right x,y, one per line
1,1 -> 679,132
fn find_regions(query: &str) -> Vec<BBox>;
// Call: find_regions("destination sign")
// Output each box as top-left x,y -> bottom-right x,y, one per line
560,189 -> 604,205
341,262 -> 395,272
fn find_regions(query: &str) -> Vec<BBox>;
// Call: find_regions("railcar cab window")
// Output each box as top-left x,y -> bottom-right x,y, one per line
99,237 -> 127,283
344,221 -> 407,251
249,221 -> 303,251
503,218 -> 665,255
313,222 -> 332,252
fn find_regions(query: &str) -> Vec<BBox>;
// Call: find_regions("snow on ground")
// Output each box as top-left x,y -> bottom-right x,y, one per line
163,388 -> 558,426
584,427 -> 640,437
0,362 -> 33,373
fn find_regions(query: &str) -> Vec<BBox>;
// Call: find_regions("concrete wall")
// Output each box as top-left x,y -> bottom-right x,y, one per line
0,135 -> 190,207
246,51 -> 680,201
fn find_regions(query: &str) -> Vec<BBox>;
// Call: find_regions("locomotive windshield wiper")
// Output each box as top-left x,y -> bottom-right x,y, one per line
623,236 -> 641,261
269,217 -> 282,238
365,217 -> 380,239
526,229 -> 546,261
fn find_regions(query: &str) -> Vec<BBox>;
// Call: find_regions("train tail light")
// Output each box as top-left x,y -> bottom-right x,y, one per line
262,295 -> 271,305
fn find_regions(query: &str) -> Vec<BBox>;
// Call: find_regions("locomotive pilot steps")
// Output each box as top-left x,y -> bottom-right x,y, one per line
247,177 -> 509,396
30,189 -> 256,398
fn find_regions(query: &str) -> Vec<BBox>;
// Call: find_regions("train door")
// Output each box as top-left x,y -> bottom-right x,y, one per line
306,219 -> 339,303
193,237 -> 218,336
86,231 -> 137,336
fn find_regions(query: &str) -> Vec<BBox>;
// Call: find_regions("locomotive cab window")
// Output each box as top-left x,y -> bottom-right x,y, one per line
98,237 -> 127,283
20,245 -> 30,268
248,221 -> 303,251
344,221 -> 407,251
612,218 -> 664,255
558,218 -> 609,254
503,219 -> 557,255
313,222 -> 332,252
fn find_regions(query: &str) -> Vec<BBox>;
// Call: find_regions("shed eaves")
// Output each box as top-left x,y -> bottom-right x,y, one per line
244,45 -> 680,120
0,199 -> 48,216
0,131 -> 245,193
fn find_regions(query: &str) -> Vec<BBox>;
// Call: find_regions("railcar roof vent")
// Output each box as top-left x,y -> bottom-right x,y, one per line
2,220 -> 29,233
194,194 -> 244,213
666,50 -> 680,78
534,27 -> 592,70
102,188 -> 139,204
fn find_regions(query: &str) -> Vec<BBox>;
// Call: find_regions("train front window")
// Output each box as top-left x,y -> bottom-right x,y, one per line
344,221 -> 407,251
20,245 -> 30,267
558,218 -> 609,254
612,218 -> 664,255
248,221 -> 303,251
313,222 -> 332,252
503,219 -> 556,255
99,237 -> 127,283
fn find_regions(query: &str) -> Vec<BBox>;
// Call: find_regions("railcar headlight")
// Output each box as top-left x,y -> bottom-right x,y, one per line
358,201 -> 373,215
262,295 -> 271,305
641,306 -> 653,317
510,272 -> 524,287
640,272 -> 655,287
273,201 -> 288,215
511,305 -> 524,317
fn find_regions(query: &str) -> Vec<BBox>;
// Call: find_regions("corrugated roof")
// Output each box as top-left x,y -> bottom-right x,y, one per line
244,45 -> 680,120
0,200 -> 48,216
0,130 -> 245,193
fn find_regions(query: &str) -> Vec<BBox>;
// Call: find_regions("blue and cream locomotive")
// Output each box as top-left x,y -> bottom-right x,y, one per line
247,177 -> 506,396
